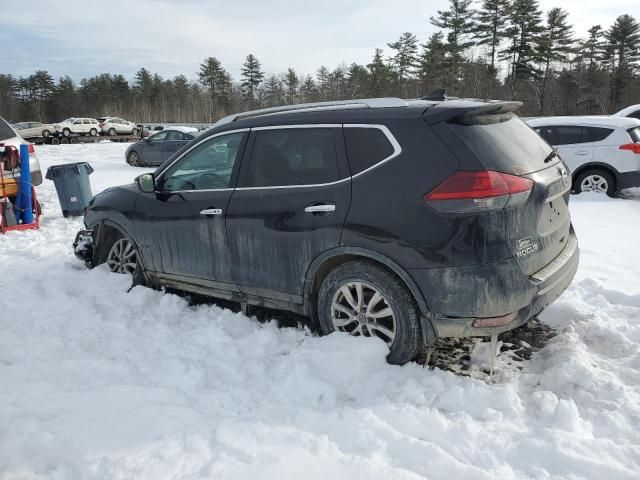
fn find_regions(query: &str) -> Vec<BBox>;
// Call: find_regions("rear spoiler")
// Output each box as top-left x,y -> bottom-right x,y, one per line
422,101 -> 523,125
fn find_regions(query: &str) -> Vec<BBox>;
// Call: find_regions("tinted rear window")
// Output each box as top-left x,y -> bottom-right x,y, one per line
344,127 -> 395,175
448,113 -> 556,175
0,117 -> 16,141
629,127 -> 640,143
587,127 -> 614,142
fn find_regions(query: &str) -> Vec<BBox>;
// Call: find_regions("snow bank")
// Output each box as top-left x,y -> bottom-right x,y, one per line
0,144 -> 638,479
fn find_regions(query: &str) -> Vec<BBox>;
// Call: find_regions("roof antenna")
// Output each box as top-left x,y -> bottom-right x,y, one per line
421,88 -> 448,101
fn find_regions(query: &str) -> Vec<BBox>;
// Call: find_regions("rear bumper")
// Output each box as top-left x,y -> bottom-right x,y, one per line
617,170 -> 640,191
411,234 -> 579,338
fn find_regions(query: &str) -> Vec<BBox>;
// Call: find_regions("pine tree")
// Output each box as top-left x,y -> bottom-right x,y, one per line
367,48 -> 392,97
604,14 -> 640,109
500,0 -> 544,94
284,68 -> 299,104
261,74 -> 284,107
387,32 -> 419,92
418,32 -> 448,94
240,54 -> 264,108
316,66 -> 330,100
536,7 -> 574,113
299,75 -> 318,102
474,0 -> 511,74
430,0 -> 475,92
346,63 -> 369,97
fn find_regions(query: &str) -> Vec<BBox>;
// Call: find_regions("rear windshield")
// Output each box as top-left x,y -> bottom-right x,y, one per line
448,113 -> 557,175
628,127 -> 640,143
0,117 -> 16,141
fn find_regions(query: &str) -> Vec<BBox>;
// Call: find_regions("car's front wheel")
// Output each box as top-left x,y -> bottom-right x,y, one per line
90,128 -> 98,137
575,169 -> 616,197
62,128 -> 71,137
42,129 -> 51,138
108,128 -> 116,136
127,151 -> 141,167
318,260 -> 422,365
106,237 -> 139,276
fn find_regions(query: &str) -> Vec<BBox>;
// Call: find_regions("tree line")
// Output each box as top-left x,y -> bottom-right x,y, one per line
1,0 -> 639,124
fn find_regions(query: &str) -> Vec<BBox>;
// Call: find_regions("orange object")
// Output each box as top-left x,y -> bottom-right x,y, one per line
0,178 -> 18,197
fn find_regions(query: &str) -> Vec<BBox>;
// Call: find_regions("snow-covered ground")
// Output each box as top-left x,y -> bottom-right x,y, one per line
1,143 -> 639,479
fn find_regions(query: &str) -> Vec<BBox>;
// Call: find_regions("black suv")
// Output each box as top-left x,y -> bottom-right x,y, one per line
74,97 -> 579,364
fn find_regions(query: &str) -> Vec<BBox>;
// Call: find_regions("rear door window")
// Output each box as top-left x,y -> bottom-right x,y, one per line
586,127 -> 613,142
551,126 -> 587,145
344,126 -> 395,175
628,127 -> 640,143
245,128 -> 341,187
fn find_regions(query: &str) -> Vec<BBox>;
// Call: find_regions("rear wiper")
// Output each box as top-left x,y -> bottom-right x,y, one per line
544,150 -> 559,163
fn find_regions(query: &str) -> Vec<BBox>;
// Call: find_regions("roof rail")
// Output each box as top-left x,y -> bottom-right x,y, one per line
213,97 -> 409,126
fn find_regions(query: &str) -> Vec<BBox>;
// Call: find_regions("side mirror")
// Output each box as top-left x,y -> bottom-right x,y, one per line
136,173 -> 155,193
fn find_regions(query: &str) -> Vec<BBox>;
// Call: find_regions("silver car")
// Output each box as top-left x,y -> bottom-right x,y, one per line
0,116 -> 43,186
14,121 -> 56,139
98,117 -> 139,136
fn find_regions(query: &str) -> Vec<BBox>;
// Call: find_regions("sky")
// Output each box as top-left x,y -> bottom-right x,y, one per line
1,0 -> 637,83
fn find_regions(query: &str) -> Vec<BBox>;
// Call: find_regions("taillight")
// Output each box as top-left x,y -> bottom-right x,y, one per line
27,144 -> 35,154
620,143 -> 640,154
424,170 -> 533,213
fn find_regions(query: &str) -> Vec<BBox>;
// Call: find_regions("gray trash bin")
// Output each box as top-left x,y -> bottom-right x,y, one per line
45,162 -> 94,217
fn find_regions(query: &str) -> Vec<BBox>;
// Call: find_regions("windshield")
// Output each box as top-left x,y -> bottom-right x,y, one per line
0,117 -> 17,141
62,118 -> 75,123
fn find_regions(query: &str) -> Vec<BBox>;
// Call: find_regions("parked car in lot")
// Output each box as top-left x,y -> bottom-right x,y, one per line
74,97 -> 579,364
125,129 -> 196,167
98,117 -> 139,136
526,116 -> 640,196
612,104 -> 640,120
0,115 -> 43,187
14,121 -> 56,138
54,117 -> 101,137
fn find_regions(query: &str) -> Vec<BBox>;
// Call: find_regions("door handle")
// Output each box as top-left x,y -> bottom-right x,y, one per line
200,208 -> 222,216
575,151 -> 589,156
305,204 -> 335,213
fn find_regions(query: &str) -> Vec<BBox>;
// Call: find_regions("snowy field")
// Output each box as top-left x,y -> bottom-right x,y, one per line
1,143 -> 639,479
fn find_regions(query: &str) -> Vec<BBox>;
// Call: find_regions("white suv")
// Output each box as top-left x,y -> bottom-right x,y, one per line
526,116 -> 640,196
54,117 -> 101,137
98,117 -> 139,136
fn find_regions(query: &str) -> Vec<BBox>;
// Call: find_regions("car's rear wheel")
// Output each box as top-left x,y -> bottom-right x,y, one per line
42,129 -> 51,138
90,128 -> 98,136
127,151 -> 141,167
108,128 -> 116,136
318,260 -> 421,365
62,128 -> 71,137
575,169 -> 616,197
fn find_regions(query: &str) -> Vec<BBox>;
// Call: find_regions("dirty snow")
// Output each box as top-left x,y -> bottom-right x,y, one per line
0,143 -> 639,479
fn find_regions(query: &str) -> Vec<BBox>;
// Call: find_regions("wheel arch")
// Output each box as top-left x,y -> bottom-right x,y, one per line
571,162 -> 620,191
303,247 -> 431,316
91,218 -> 147,271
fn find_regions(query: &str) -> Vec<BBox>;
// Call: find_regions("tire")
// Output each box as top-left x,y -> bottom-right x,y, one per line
60,137 -> 69,144
575,169 -> 616,197
127,151 -> 141,167
101,231 -> 145,286
42,129 -> 51,138
108,128 -> 116,136
90,128 -> 98,136
70,137 -> 79,144
51,137 -> 60,145
62,128 -> 71,137
317,260 -> 422,365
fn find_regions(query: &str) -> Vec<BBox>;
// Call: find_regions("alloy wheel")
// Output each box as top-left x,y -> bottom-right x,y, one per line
106,238 -> 138,275
331,281 -> 396,346
580,174 -> 608,193
128,152 -> 139,166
